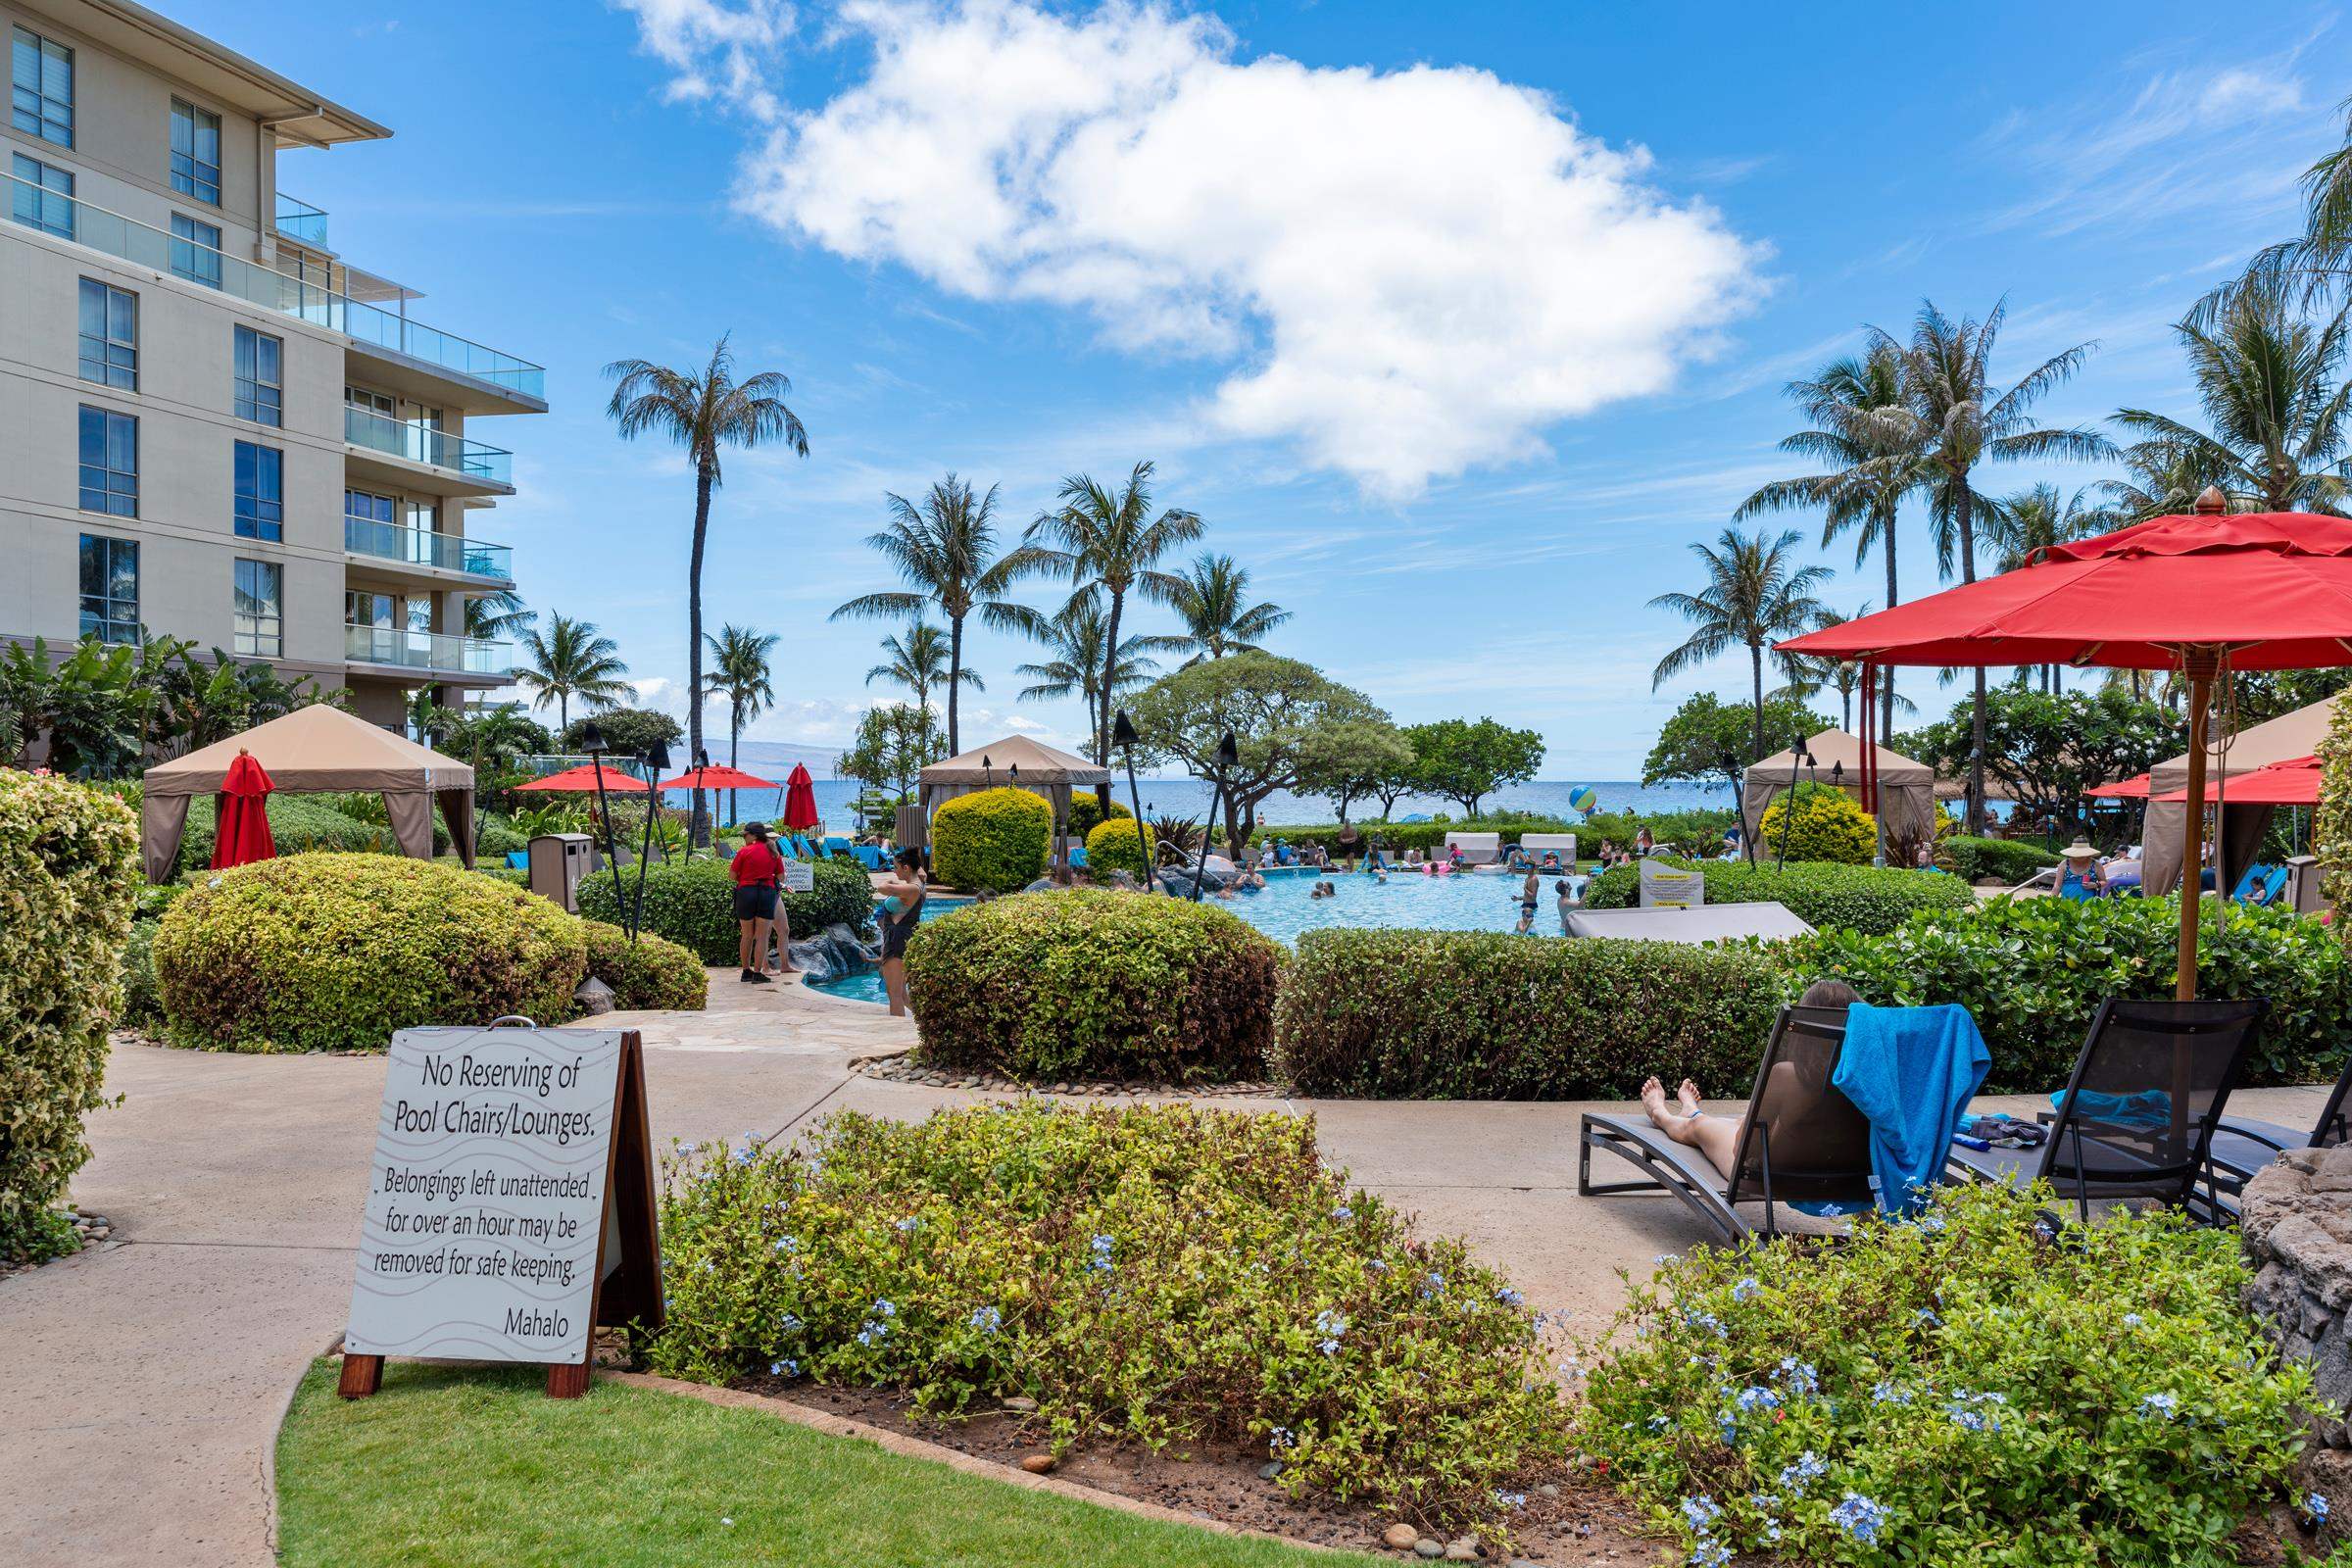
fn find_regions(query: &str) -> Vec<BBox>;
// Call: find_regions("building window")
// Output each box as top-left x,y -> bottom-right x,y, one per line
11,151 -> 72,238
170,213 -> 222,288
77,405 -> 137,516
11,26 -> 72,147
346,588 -> 398,628
77,279 -> 137,391
233,559 -> 282,658
233,325 -> 282,424
234,441 -> 283,542
170,98 -> 220,204
78,533 -> 138,644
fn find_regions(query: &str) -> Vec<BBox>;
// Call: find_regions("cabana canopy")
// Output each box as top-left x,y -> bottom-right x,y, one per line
2138,691 -> 2344,893
141,704 -> 475,883
1741,728 -> 1935,850
917,734 -> 1108,823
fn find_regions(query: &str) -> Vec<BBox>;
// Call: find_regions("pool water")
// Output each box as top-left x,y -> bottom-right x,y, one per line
806,868 -> 1590,1004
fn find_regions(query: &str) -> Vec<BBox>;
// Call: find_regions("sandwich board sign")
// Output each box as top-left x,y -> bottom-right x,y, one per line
340,1022 -> 661,1399
1638,860 -> 1706,909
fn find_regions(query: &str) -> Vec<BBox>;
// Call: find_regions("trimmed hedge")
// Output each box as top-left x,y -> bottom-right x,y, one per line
1084,816 -> 1154,877
1271,928 -> 1784,1099
582,921 -> 709,1011
1941,833 -> 2062,884
154,854 -> 587,1052
1583,857 -> 1975,934
120,919 -> 163,1027
931,787 -> 1053,894
904,889 -> 1281,1081
173,793 -> 391,871
1064,795 -> 1131,839
1,771 -> 139,1262
1793,894 -> 2351,1090
576,856 -> 873,966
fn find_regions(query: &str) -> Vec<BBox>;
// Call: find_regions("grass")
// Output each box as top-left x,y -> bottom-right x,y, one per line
275,1360 -> 1383,1568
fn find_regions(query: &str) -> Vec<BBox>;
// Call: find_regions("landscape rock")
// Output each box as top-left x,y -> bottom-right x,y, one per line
1257,1461 -> 1283,1480
1413,1541 -> 1445,1559
1019,1453 -> 1055,1474
2242,1152 -> 2352,1446
1382,1524 -> 1420,1550
1002,1396 -> 1038,1413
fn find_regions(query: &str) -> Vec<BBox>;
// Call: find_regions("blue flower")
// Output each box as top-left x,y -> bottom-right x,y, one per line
1494,1491 -> 1526,1510
1496,1287 -> 1526,1307
968,1305 -> 1002,1334
2138,1392 -> 2180,1421
1647,1413 -> 1672,1432
1829,1492 -> 1887,1544
1419,1271 -> 1447,1298
1778,1356 -> 1819,1396
855,1321 -> 890,1348
779,1312 -> 802,1335
1685,1309 -> 1729,1340
1687,1540 -> 1732,1568
1914,1307 -> 1941,1329
1731,1276 -> 1760,1302
1734,1385 -> 1780,1415
1916,1213 -> 1946,1233
896,1216 -> 921,1233
1654,1252 -> 1681,1266
767,1357 -> 799,1377
1871,1381 -> 1911,1405
1778,1451 -> 1826,1494
1089,1235 -> 1116,1273
873,1299 -> 897,1318
773,1235 -> 801,1253
1945,1391 -> 2005,1433
1269,1425 -> 1295,1449
1333,1204 -> 1354,1221
2122,1312 -> 2144,1329
1679,1494 -> 1722,1531
1365,1257 -> 1389,1273
1313,1308 -> 1349,1348
2307,1492 -> 2330,1525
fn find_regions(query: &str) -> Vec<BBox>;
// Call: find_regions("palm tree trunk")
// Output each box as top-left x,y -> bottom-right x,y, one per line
1880,500 -> 1899,739
947,616 -> 964,756
559,693 -> 568,736
728,704 -> 741,827
688,466 -> 713,846
1956,481 -> 1987,834
1749,641 -> 1767,760
1097,590 -> 1120,810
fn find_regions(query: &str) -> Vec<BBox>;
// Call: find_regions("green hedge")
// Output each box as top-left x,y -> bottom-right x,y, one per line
1083,816 -> 1154,877
1064,795 -> 1131,839
1,771 -> 139,1262
1941,834 -> 2062,884
930,787 -> 1053,894
582,921 -> 709,1011
576,857 -> 873,966
904,889 -> 1281,1081
1583,857 -> 1975,934
1270,928 -> 1784,1099
172,793 -> 391,872
1793,894 -> 2351,1090
120,919 -> 162,1028
154,854 -> 587,1052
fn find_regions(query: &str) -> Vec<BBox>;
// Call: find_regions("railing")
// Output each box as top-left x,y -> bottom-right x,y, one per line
274,193 -> 328,246
344,405 -> 513,486
343,515 -> 513,580
4,168 -> 544,400
344,623 -> 510,676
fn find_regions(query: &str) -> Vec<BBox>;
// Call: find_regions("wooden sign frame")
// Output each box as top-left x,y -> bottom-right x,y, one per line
339,1027 -> 663,1400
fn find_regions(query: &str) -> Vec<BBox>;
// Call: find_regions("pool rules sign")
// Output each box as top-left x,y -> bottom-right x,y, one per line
340,1024 -> 662,1399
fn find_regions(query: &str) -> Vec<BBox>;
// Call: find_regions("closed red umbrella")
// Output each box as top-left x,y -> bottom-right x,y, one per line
781,763 -> 821,832
514,763 -> 652,793
213,749 -> 275,869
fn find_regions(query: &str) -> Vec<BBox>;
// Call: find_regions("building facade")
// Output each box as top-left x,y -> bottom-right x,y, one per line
0,0 -> 541,727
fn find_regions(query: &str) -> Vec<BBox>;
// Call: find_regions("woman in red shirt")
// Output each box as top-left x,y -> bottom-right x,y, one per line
731,822 -> 784,984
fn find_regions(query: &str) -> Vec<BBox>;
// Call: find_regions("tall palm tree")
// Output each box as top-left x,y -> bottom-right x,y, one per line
514,612 -> 629,735
1771,606 -> 1916,731
1871,299 -> 2111,829
2113,283 -> 2351,515
703,623 -> 778,825
1013,598 -> 1161,761
1984,484 -> 2106,692
1736,343 -> 1926,736
1009,461 -> 1203,765
2201,93 -> 2352,324
2095,435 -> 2233,524
1157,553 -> 1290,665
606,335 -> 808,841
1649,527 -> 1833,760
865,619 -> 974,714
465,586 -> 536,643
831,474 -> 1038,757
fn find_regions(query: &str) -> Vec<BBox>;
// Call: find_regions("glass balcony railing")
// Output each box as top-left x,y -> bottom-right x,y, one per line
345,623 -> 510,676
345,405 -> 513,486
343,515 -> 514,580
5,168 -> 544,401
274,193 -> 328,246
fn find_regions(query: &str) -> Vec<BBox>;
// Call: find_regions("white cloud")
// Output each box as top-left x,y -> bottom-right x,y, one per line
624,0 -> 1763,498
611,0 -> 796,121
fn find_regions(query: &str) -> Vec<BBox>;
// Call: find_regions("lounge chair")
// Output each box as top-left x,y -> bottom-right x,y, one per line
2205,1051 -> 2352,1197
1578,1004 -> 1875,1243
1946,999 -> 2265,1224
505,851 -> 528,870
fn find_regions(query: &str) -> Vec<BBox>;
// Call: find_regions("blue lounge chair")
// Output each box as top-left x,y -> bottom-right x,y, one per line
1070,845 -> 1089,868
506,851 -> 528,870
2229,862 -> 2276,901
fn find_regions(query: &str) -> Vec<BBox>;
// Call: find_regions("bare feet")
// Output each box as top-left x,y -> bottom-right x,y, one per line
1678,1080 -> 1703,1116
1640,1076 -> 1672,1125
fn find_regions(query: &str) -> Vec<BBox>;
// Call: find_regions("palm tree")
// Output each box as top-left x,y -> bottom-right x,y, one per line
606,335 -> 808,842
465,586 -> 536,643
2201,94 -> 2352,324
1772,606 -> 1916,731
1649,526 -> 1833,760
1984,484 -> 2106,692
1736,343 -> 1926,736
865,619 -> 975,714
2095,436 -> 2233,524
1157,553 -> 1289,665
1871,299 -> 2111,830
1009,461 -> 1203,765
2113,283 -> 2351,515
1013,598 -> 1161,761
703,623 -> 778,825
514,612 -> 629,735
831,475 -> 1038,756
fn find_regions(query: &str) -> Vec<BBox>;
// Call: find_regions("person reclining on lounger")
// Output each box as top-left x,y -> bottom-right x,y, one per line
1636,979 -> 1861,1178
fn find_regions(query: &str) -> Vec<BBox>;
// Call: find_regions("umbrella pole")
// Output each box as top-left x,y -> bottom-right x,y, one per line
2176,650 -> 2219,1002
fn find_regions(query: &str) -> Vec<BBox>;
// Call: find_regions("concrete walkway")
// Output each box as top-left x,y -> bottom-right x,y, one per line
0,976 -> 2329,1566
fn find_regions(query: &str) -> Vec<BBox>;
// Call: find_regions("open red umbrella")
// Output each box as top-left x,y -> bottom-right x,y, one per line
213,749 -> 276,869
2152,756 -> 2323,807
1782,491 -> 2352,998
781,763 -> 821,833
2084,774 -> 2152,800
514,763 -> 652,793
658,764 -> 778,792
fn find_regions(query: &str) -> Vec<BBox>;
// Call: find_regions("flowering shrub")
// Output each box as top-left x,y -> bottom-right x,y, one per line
649,1101 -> 1572,1531
1582,858 -> 1974,933
1756,784 -> 1877,865
930,786 -> 1054,894
1579,1183 -> 2315,1567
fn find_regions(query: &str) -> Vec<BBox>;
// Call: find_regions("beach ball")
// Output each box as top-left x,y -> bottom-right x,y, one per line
1569,786 -> 1597,814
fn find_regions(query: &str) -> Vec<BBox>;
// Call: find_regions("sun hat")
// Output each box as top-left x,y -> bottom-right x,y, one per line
2061,837 -> 2098,860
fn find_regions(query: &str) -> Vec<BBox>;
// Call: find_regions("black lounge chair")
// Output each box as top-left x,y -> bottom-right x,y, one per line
1577,1005 -> 1875,1243
2202,1051 -> 2351,1203
1946,998 -> 2265,1225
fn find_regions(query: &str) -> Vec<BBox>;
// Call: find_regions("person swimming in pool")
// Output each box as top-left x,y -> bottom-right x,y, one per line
1555,877 -> 1576,934
1514,869 -> 1541,934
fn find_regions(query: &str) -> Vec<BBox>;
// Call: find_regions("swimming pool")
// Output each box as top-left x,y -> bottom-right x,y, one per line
806,869 -> 1588,1004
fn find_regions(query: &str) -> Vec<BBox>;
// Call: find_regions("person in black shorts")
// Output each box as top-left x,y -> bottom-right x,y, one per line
877,846 -> 927,1017
731,823 -> 783,983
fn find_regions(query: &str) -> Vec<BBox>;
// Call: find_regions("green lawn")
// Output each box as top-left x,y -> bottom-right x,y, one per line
275,1360 -> 1382,1568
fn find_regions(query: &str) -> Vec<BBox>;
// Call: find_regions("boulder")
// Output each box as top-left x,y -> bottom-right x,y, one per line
2242,1151 -> 2352,1446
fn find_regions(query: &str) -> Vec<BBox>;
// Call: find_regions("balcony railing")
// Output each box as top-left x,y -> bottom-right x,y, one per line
274,193 -> 328,246
345,405 -> 513,486
345,623 -> 510,676
343,515 -> 514,580
5,168 -> 544,401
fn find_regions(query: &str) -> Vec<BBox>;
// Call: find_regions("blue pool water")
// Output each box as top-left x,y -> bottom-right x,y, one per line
807,868 -> 1590,1004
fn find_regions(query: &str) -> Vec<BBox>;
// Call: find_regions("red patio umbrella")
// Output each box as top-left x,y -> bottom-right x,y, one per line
657,764 -> 778,792
2084,774 -> 2152,800
2151,756 -> 2323,807
1781,491 -> 2352,999
514,763 -> 652,793
781,763 -> 822,833
212,749 -> 276,869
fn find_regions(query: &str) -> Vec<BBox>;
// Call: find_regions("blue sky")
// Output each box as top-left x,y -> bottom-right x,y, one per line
177,0 -> 2346,775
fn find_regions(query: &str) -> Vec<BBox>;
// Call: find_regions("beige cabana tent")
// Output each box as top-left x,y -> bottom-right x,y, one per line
141,704 -> 475,883
916,734 -> 1108,825
2139,690 -> 2344,895
1741,728 -> 1936,852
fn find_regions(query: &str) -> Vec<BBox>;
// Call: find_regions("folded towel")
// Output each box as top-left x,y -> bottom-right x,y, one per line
2051,1088 -> 2174,1130
1832,1003 -> 1991,1216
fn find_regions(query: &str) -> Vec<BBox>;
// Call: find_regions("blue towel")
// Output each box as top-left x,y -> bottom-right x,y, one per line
1830,1003 -> 1991,1217
2050,1087 -> 2172,1129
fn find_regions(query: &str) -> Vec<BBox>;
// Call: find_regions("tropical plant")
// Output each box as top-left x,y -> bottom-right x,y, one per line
1010,462 -> 1204,766
835,703 -> 943,808
1870,299 -> 2111,831
1896,686 -> 2175,840
607,335 -> 808,842
704,623 -> 779,826
1298,718 -> 1414,822
1649,527 -> 1832,760
514,612 -> 629,734
1756,780 -> 1878,864
1081,815 -> 1155,878
561,708 -> 680,759
2204,90 -> 2352,323
2094,435 -> 2233,525
578,857 -> 873,964
1156,553 -> 1289,665
1773,609 -> 1915,731
865,619 -> 970,715
139,639 -> 339,759
1010,598 -> 1160,760
1401,717 -> 1545,818
1984,484 -> 2110,691
463,585 -> 536,643
831,475 -> 1036,756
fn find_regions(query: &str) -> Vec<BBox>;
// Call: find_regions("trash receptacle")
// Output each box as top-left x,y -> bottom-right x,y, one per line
528,832 -> 596,911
